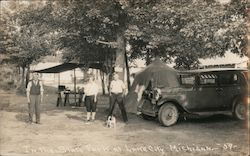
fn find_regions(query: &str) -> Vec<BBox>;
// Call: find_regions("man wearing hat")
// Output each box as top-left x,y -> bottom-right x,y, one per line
26,72 -> 44,124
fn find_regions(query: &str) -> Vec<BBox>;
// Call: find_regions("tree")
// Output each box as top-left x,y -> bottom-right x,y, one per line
2,0 -> 247,90
2,1 -> 57,87
51,0 -> 131,90
124,0 -> 248,69
28,0 -> 249,82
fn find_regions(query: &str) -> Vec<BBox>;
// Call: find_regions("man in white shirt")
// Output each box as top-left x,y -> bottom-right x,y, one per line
82,75 -> 98,122
26,72 -> 44,124
108,73 -> 128,122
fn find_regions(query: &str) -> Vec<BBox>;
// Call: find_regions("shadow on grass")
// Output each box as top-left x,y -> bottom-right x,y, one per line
15,113 -> 29,123
65,113 -> 84,121
173,114 -> 247,130
184,114 -> 237,123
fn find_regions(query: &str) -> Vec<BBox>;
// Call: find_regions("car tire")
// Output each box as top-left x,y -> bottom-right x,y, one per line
141,114 -> 155,120
158,103 -> 179,126
233,100 -> 247,120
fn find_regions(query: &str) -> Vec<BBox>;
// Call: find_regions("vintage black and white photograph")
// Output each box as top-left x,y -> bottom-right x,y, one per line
0,0 -> 249,156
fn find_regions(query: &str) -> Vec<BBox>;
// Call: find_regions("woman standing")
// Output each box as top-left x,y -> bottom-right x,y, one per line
83,75 -> 98,122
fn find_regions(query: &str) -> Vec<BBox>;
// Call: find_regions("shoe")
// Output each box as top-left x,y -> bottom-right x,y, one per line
27,121 -> 33,124
85,120 -> 90,124
35,121 -> 41,124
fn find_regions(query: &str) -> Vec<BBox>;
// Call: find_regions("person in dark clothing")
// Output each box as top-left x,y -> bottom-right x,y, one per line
108,73 -> 128,123
26,72 -> 44,124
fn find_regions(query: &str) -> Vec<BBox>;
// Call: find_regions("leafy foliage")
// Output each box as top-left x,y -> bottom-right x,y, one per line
124,0 -> 248,68
1,0 -> 248,70
1,1 -> 56,67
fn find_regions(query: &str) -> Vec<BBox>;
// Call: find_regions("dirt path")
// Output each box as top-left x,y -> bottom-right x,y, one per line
0,91 -> 249,156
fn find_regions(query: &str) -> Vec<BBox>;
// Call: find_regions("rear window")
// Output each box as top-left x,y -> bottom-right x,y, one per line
219,73 -> 239,85
199,74 -> 217,85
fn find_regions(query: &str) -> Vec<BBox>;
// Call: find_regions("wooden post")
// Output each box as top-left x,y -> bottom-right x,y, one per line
124,50 -> 131,90
74,69 -> 76,106
56,73 -> 62,107
58,73 -> 60,86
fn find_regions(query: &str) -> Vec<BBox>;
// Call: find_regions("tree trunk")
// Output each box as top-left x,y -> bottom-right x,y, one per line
107,66 -> 114,94
17,66 -> 20,74
21,66 -> 25,87
124,50 -> 131,91
25,65 -> 30,88
146,50 -> 151,65
100,70 -> 106,95
115,34 -> 126,79
107,51 -> 115,94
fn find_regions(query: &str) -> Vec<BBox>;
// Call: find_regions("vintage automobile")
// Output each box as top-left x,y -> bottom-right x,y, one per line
139,68 -> 248,126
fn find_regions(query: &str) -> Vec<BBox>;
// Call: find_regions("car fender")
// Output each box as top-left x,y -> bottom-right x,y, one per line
157,98 -> 189,113
231,95 -> 248,113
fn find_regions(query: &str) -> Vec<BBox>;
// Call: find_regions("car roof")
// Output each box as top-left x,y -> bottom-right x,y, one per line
179,68 -> 248,74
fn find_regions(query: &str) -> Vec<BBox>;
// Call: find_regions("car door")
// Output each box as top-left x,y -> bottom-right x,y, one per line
217,71 -> 241,110
179,73 -> 197,111
190,72 -> 220,112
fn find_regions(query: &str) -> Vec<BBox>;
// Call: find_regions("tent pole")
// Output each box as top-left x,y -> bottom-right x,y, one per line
58,73 -> 60,86
74,69 -> 76,106
57,73 -> 62,107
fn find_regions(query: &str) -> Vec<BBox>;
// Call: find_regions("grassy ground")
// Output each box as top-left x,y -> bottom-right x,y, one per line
0,86 -> 249,156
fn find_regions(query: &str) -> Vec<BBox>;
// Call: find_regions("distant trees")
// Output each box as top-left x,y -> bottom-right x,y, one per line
1,1 -> 57,87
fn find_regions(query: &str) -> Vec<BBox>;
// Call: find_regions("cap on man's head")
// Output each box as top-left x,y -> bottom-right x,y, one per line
32,72 -> 40,80
33,72 -> 39,75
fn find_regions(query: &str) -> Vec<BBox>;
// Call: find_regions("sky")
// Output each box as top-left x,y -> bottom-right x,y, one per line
133,51 -> 248,68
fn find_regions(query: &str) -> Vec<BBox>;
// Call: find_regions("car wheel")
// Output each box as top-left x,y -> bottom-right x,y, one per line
233,100 -> 246,120
141,114 -> 155,120
158,103 -> 179,126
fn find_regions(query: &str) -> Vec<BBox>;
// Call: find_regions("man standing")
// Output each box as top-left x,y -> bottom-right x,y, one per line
109,73 -> 128,123
26,72 -> 44,124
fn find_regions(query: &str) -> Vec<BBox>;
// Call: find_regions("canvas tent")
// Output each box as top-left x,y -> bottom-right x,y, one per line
125,58 -> 180,113
33,62 -> 104,106
131,58 -> 179,90
33,62 -> 104,87
33,62 -> 103,73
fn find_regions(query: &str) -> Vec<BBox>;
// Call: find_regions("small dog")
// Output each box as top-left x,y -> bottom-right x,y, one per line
106,115 -> 116,128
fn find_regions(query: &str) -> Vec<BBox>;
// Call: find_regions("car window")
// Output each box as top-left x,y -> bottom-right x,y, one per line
180,74 -> 195,85
219,73 -> 239,85
199,74 -> 217,85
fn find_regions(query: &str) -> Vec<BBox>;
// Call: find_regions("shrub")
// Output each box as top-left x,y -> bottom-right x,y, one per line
0,65 -> 17,91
